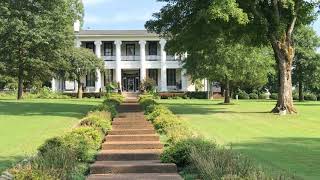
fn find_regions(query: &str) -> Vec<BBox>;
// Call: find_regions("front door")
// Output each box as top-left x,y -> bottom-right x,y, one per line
122,70 -> 140,92
127,78 -> 135,92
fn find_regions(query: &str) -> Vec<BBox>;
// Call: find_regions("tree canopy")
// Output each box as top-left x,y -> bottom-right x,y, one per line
62,47 -> 104,98
146,0 -> 320,114
0,0 -> 84,99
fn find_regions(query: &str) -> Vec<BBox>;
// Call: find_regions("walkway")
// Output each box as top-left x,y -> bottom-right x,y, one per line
87,98 -> 182,180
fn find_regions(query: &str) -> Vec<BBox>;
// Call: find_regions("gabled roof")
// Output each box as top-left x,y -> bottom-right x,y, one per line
77,30 -> 158,36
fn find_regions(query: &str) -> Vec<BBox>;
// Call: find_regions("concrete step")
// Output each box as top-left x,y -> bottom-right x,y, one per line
109,129 -> 155,135
90,160 -> 178,174
106,135 -> 160,141
102,141 -> 163,150
87,173 -> 183,180
113,117 -> 146,122
112,124 -> 154,130
96,149 -> 161,161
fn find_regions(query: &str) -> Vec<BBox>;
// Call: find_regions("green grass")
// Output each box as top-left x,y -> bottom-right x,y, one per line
159,99 -> 320,180
0,98 -> 102,172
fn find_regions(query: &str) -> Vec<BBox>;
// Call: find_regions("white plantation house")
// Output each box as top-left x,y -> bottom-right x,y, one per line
52,22 -> 206,93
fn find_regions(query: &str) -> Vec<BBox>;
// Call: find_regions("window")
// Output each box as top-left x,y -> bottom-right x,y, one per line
86,71 -> 95,87
167,69 -> 176,86
104,69 -> 114,85
148,42 -> 158,55
126,44 -> 135,56
148,69 -> 158,85
85,42 -> 95,53
104,42 -> 113,56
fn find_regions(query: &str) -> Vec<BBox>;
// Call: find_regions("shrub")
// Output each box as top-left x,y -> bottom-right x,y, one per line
146,105 -> 173,122
106,93 -> 124,103
66,127 -> 103,151
26,87 -> 70,99
103,98 -> 121,108
139,98 -> 158,110
258,94 -> 267,99
140,78 -> 156,92
270,93 -> 278,100
10,164 -> 55,180
304,93 -> 317,101
235,90 -> 249,99
153,113 -> 181,134
293,93 -> 299,100
80,111 -> 112,134
249,93 -> 258,99
186,92 -> 208,99
161,137 -> 215,168
166,124 -> 193,144
92,103 -> 117,118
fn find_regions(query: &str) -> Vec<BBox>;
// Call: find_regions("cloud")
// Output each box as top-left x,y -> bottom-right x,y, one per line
84,12 -> 154,25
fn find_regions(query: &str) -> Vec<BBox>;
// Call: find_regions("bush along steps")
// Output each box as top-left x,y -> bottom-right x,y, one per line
139,94 -> 300,180
87,94 -> 182,180
3,95 -> 120,180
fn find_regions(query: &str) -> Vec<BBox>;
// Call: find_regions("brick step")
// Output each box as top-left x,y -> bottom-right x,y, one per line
109,129 -> 155,135
90,160 -> 178,174
113,118 -> 146,122
96,149 -> 162,161
106,135 -> 160,141
87,173 -> 183,180
102,141 -> 163,150
112,121 -> 151,125
112,124 -> 154,130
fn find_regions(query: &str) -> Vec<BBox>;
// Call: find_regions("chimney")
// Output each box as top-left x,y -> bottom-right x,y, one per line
74,20 -> 80,32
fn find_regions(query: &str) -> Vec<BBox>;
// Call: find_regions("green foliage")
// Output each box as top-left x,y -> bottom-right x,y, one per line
10,164 -> 55,180
80,111 -> 112,134
25,87 -> 70,99
66,127 -> 103,151
161,137 -> 215,168
304,93 -> 317,101
146,105 -> 173,122
270,93 -> 278,100
235,90 -> 249,99
140,78 -> 156,92
186,92 -> 208,99
103,93 -> 124,107
105,82 -> 118,94
92,104 -> 117,118
0,0 -> 84,99
258,94 -> 267,99
139,98 -> 158,111
249,93 -> 258,99
153,113 -> 182,134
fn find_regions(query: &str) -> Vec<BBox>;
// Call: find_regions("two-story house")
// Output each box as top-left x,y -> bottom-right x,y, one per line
52,27 -> 198,93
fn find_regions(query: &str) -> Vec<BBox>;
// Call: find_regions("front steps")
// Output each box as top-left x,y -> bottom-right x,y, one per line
87,100 -> 182,180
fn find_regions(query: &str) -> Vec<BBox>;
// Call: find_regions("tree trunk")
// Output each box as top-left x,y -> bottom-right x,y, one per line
298,79 -> 304,102
224,78 -> 230,104
77,78 -> 83,99
17,67 -> 23,100
271,36 -> 296,114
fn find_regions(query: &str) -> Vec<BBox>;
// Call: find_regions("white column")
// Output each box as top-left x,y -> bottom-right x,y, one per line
76,39 -> 81,48
160,39 -> 167,92
181,69 -> 188,91
115,40 -> 122,90
94,41 -> 102,92
52,78 -> 56,92
139,40 -> 147,82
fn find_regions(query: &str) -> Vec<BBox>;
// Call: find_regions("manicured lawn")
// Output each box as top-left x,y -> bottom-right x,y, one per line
0,98 -> 102,172
159,99 -> 320,180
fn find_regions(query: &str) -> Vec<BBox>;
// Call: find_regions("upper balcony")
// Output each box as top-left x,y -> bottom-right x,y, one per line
81,41 -> 182,62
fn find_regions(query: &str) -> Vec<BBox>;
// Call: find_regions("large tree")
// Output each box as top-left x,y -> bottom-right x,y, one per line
185,39 -> 274,103
0,0 -> 84,99
146,0 -> 319,114
63,47 -> 104,99
293,25 -> 320,101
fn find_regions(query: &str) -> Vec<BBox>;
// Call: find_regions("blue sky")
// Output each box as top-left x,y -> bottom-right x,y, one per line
83,0 -> 320,35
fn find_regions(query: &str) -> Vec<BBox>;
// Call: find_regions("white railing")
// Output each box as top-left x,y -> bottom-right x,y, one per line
102,56 -> 116,61
146,55 -> 161,61
121,56 -> 140,61
167,55 -> 181,61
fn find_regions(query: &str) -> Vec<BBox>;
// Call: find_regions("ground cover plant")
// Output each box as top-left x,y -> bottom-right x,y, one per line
0,98 -> 102,173
2,95 -> 120,179
139,95 -> 297,179
159,99 -> 320,180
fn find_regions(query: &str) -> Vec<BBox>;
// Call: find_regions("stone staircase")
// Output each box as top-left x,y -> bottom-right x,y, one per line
87,100 -> 182,180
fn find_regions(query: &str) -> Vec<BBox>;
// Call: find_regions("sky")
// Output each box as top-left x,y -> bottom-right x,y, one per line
82,0 -> 320,35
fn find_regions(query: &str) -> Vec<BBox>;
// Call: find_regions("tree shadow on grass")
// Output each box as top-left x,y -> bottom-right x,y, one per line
0,101 -> 96,118
231,137 -> 320,180
0,155 -> 25,173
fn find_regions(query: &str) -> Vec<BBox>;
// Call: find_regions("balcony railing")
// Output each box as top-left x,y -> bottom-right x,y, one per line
102,56 -> 116,61
167,55 -> 181,61
121,56 -> 140,61
147,55 -> 161,61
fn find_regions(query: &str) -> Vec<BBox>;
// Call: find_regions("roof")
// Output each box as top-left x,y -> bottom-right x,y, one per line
77,30 -> 158,36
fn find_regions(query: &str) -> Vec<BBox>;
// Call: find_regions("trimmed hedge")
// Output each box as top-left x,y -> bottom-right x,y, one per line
8,103 -> 114,179
186,91 -> 207,99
